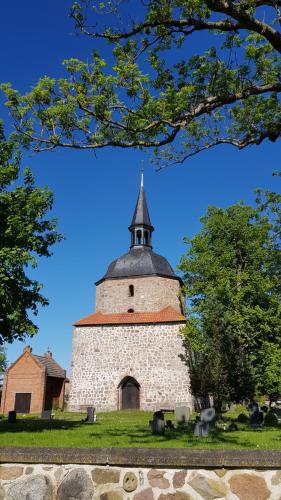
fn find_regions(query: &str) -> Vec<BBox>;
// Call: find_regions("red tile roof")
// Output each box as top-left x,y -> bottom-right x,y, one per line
74,306 -> 186,326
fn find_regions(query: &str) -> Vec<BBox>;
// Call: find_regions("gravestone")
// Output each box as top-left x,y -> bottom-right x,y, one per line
8,410 -> 16,423
201,407 -> 216,428
248,401 -> 263,427
150,410 -> 165,435
273,406 -> 281,419
41,410 -> 52,420
85,406 -> 95,423
194,407 -> 216,438
194,419 -> 209,437
175,406 -> 190,426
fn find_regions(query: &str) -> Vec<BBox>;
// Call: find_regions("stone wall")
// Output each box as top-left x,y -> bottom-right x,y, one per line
95,276 -> 184,314
69,323 -> 191,412
1,447 -> 281,500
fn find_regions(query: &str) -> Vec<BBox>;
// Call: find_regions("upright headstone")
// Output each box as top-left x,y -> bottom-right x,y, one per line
150,411 -> 165,435
86,406 -> 95,423
8,411 -> 17,423
248,401 -> 263,427
194,419 -> 209,437
41,410 -> 52,420
201,407 -> 216,428
175,406 -> 190,426
194,408 -> 216,438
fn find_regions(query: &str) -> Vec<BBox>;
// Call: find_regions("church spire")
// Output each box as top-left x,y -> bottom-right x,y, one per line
129,173 -> 154,248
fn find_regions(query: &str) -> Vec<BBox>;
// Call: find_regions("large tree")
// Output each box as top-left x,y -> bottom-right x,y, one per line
0,346 -> 7,377
179,182 -> 281,409
1,1 -> 280,166
0,125 -> 62,344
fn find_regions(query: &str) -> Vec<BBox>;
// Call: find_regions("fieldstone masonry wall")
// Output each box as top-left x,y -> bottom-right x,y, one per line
96,277 -> 184,314
69,323 -> 191,411
1,462 -> 281,499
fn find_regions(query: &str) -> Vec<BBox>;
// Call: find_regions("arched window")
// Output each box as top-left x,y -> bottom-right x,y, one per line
129,285 -> 134,297
136,229 -> 142,245
127,308 -> 134,313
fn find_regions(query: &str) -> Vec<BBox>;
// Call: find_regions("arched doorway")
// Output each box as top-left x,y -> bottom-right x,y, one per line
120,377 -> 140,410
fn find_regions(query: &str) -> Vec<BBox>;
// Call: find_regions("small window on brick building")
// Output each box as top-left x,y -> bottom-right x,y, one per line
129,285 -> 134,297
128,308 -> 134,313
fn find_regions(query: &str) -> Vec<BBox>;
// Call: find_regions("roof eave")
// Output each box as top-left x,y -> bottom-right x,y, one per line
95,273 -> 183,286
74,319 -> 186,327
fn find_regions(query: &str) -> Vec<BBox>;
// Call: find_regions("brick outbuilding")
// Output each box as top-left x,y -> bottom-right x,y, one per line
0,346 -> 67,414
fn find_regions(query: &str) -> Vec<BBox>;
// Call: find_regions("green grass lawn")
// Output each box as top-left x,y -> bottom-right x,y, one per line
0,410 -> 281,449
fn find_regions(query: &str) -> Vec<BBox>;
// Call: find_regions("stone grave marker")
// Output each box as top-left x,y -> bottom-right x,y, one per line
41,410 -> 52,420
194,407 -> 216,438
85,406 -> 95,423
248,401 -> 263,427
175,406 -> 190,426
8,410 -> 17,423
150,411 -> 165,435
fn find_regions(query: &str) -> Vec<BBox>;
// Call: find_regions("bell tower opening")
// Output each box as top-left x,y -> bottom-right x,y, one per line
119,376 -> 140,410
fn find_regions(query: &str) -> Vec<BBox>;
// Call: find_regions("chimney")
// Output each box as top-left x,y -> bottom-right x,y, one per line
44,350 -> 52,358
23,346 -> 32,353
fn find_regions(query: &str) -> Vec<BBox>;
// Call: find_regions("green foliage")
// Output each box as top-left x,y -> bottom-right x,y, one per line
264,410 -> 279,427
0,124 -> 62,344
179,181 -> 281,407
256,342 -> 281,397
1,1 -> 280,165
237,413 -> 249,424
0,346 -> 7,375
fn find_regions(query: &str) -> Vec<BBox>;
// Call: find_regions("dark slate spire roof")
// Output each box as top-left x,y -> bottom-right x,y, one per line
96,247 -> 179,284
129,173 -> 153,229
96,173 -> 182,285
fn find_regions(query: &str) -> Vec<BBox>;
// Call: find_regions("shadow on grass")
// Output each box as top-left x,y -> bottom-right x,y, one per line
91,421 -> 281,448
1,413 -> 281,449
0,417 -> 91,434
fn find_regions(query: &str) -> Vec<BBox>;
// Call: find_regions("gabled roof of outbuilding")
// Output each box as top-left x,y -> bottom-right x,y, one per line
74,306 -> 186,326
34,355 -> 66,379
6,347 -> 67,379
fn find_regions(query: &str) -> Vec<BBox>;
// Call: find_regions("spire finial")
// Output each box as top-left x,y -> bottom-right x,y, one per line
141,160 -> 144,187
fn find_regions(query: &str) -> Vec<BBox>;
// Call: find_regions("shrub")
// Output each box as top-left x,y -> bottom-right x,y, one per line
264,411 -> 279,427
237,413 -> 249,423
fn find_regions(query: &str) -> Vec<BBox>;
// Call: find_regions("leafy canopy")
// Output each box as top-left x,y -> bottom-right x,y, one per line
1,0 -> 281,167
0,125 -> 62,344
179,180 -> 281,407
0,346 -> 7,376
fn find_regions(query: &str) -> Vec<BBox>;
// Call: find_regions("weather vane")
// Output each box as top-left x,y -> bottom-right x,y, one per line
141,160 -> 144,187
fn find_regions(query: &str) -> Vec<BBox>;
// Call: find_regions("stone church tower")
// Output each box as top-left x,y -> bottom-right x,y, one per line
69,176 -> 192,411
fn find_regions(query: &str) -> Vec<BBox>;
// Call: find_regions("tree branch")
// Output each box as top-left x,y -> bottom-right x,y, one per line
72,2 -> 281,54
206,0 -> 281,53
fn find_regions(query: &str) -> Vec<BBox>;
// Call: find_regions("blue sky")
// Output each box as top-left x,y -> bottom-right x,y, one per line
1,1 -> 280,375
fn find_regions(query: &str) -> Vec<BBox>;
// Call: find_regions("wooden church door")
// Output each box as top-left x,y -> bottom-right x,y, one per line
121,377 -> 140,410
